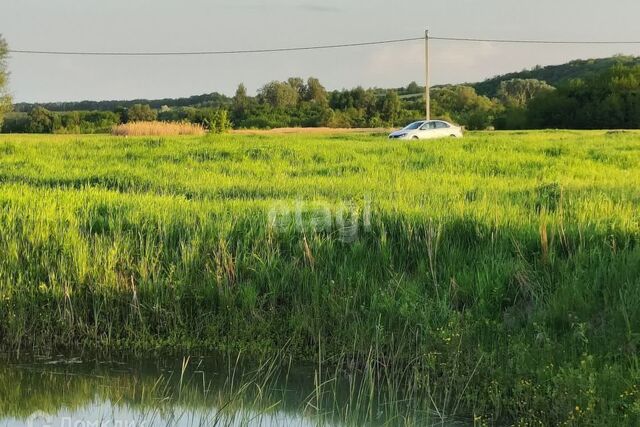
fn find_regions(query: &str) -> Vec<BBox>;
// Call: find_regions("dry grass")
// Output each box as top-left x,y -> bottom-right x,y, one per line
112,121 -> 206,136
231,127 -> 391,135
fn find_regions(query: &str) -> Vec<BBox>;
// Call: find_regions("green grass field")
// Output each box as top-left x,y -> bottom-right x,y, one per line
0,130 -> 639,424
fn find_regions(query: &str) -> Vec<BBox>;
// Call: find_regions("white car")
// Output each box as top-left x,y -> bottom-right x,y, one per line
388,120 -> 463,140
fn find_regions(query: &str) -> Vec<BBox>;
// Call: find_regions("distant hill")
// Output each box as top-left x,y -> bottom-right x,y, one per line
471,55 -> 640,97
12,55 -> 640,112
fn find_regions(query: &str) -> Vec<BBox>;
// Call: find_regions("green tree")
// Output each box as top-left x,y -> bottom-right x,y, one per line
287,77 -> 306,100
60,111 -> 81,132
497,79 -> 554,108
82,111 -> 120,132
127,104 -> 157,122
231,83 -> 252,125
432,85 -> 498,129
380,91 -> 401,125
405,81 -> 421,94
304,77 -> 328,105
0,35 -> 12,129
234,84 -> 249,109
259,81 -> 299,108
526,64 -> 640,129
28,106 -> 59,133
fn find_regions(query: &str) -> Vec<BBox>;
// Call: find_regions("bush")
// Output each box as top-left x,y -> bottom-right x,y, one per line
190,108 -> 231,133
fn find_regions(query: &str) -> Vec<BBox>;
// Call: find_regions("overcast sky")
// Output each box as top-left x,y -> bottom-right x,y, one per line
2,0 -> 640,103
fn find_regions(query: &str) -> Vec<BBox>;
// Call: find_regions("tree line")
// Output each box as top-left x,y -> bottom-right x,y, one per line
2,104 -> 231,134
1,33 -> 640,133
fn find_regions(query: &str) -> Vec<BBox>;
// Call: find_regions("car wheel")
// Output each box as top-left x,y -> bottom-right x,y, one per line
412,136 -> 419,140
450,134 -> 457,138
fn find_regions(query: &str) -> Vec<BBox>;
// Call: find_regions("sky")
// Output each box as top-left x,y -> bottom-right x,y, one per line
2,0 -> 640,103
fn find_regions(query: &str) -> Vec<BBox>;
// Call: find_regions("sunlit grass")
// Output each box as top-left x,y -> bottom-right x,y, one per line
0,130 -> 639,424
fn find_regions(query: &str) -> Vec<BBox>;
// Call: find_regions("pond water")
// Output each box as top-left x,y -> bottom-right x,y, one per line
0,354 -> 466,427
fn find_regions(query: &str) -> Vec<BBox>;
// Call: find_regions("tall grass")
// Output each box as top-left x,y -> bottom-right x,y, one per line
0,130 -> 639,424
112,121 -> 206,136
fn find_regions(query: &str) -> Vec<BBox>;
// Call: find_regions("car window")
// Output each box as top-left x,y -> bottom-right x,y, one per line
403,121 -> 424,130
435,121 -> 450,129
420,122 -> 436,130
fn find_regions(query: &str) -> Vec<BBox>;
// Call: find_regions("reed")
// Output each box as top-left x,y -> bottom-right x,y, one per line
0,347 -> 440,426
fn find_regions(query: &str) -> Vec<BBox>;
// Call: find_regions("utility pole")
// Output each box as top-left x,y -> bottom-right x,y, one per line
425,29 -> 430,121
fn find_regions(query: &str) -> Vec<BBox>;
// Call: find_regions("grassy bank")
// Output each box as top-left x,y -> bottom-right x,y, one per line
0,131 -> 639,424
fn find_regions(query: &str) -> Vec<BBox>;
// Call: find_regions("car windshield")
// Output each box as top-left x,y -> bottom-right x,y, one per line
402,121 -> 424,130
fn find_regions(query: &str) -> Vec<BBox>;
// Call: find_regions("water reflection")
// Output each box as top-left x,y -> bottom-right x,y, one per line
0,355 -> 463,426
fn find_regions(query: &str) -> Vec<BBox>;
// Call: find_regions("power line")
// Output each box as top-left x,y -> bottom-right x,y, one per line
7,34 -> 640,57
8,37 -> 424,56
430,36 -> 640,45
